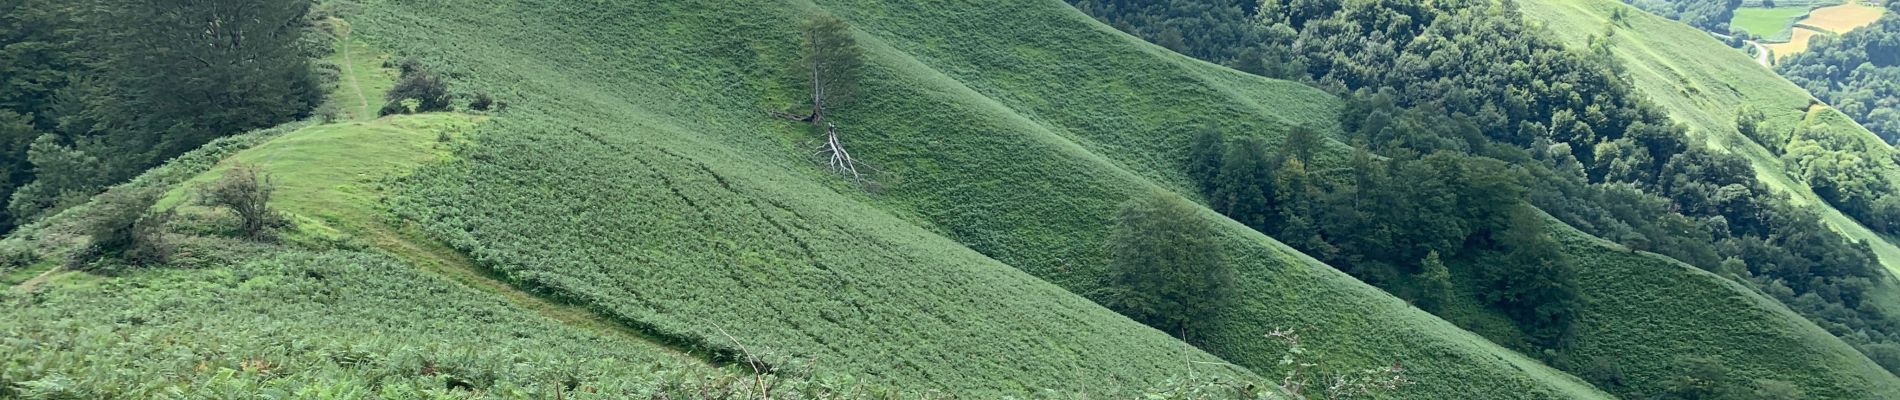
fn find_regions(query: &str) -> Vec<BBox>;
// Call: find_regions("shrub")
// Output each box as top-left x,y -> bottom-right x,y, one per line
469,92 -> 495,111
0,240 -> 37,269
380,66 -> 452,116
197,164 -> 287,241
72,187 -> 171,268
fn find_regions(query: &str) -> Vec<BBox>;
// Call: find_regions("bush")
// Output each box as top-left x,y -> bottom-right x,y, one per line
197,164 -> 287,241
380,66 -> 453,116
470,93 -> 495,111
72,187 -> 172,268
0,240 -> 37,269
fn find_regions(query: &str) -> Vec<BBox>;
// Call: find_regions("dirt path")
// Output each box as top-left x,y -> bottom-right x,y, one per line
10,265 -> 64,293
335,21 -> 373,120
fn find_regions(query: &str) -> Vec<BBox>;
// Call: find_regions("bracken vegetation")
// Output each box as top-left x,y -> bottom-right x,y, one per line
7,0 -> 1900,397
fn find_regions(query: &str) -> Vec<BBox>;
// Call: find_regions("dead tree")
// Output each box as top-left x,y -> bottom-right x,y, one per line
774,14 -> 870,183
814,123 -> 864,181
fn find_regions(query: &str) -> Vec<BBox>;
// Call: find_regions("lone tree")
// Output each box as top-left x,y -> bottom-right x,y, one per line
778,14 -> 869,182
799,14 -> 861,127
1103,190 -> 1235,342
198,164 -> 287,241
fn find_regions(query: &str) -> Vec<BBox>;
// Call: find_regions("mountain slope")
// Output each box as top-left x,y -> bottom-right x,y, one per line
845,0 -> 1900,397
345,0 -> 1611,397
1521,0 -> 1900,280
806,0 -> 1900,397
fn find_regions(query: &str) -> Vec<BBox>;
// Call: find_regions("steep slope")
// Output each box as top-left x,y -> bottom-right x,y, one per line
345,0 -> 1611,397
1544,215 -> 1900,398
1514,0 -> 1900,394
1522,0 -> 1900,282
827,0 -> 1900,397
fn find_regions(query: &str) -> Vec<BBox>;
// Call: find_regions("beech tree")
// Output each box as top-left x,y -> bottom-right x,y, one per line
1103,190 -> 1234,341
1186,126 -> 1225,195
1211,136 -> 1275,230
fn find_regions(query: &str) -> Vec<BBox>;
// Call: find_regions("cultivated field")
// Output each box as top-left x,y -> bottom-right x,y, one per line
1732,6 -> 1810,40
1806,0 -> 1888,31
1744,0 -> 1888,59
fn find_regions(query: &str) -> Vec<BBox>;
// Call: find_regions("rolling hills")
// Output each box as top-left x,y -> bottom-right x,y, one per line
7,0 -> 1900,397
341,0 -> 1610,396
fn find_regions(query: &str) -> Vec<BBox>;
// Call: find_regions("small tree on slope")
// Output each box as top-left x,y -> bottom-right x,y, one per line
778,14 -> 871,183
1103,190 -> 1235,342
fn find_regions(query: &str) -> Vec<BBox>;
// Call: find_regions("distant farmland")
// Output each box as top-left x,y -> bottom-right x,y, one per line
1739,0 -> 1888,60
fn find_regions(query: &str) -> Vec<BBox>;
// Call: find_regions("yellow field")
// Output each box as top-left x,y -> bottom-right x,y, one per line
1805,1 -> 1886,32
1762,0 -> 1887,60
1768,27 -> 1824,60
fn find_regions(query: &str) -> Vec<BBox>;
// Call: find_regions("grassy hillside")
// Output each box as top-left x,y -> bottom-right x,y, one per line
12,0 -> 1896,396
338,0 -> 1617,397
0,118 -> 759,398
1,250 -> 743,398
798,0 -> 1900,397
1548,217 -> 1900,398
1523,0 -> 1900,281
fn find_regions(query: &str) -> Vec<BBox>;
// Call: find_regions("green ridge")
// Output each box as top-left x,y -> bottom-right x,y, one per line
347,0 -> 1609,397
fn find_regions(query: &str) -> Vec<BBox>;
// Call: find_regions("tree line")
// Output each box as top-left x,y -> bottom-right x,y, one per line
0,0 -> 323,234
1072,0 -> 1900,379
1621,0 -> 1744,33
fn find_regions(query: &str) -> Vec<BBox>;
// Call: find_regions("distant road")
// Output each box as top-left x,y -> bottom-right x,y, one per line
1709,31 -> 1774,67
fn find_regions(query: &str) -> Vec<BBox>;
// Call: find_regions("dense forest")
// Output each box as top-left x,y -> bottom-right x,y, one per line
0,0 -> 322,234
1779,3 -> 1900,145
1073,0 -> 1900,382
1621,0 -> 1744,32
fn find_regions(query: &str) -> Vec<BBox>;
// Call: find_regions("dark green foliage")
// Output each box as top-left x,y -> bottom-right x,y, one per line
470,92 -> 495,111
7,134 -> 104,223
0,0 -> 77,232
1659,356 -> 1739,399
1779,12 -> 1900,144
1210,136 -> 1274,230
1102,191 -> 1234,341
1188,126 -> 1581,346
1413,251 -> 1453,312
1775,117 -> 1900,235
79,0 -> 322,160
1280,124 -> 1321,165
196,164 -> 287,241
1186,125 -> 1225,196
1621,0 -> 1744,32
1069,0 -> 1290,75
1081,0 -> 1897,379
380,67 -> 453,115
1,0 -> 320,231
71,187 -> 170,268
1478,205 -> 1579,346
